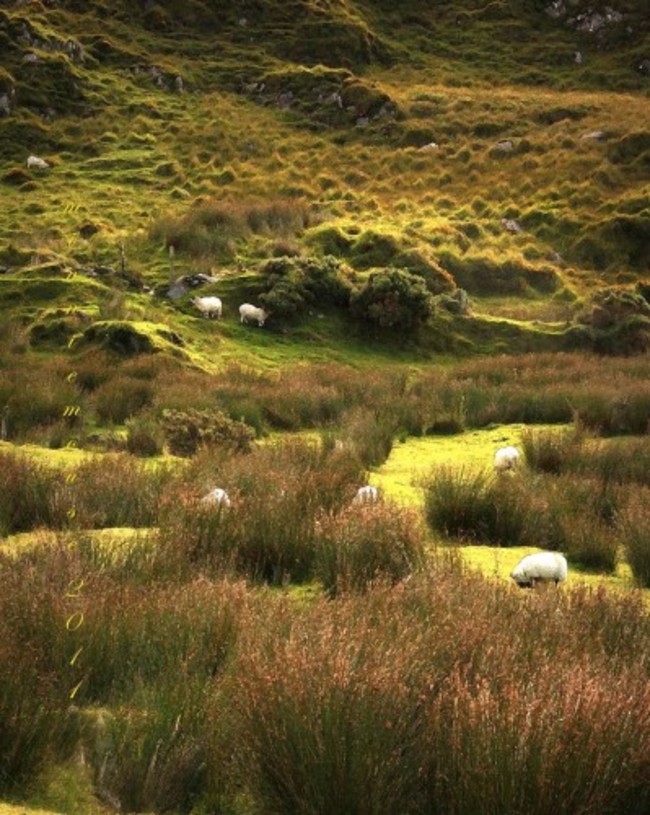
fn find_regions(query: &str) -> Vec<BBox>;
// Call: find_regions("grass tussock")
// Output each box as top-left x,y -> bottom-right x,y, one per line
150,197 -> 313,260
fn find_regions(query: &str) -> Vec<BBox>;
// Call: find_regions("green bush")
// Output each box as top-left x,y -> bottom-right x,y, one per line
350,268 -> 433,333
161,408 -> 254,457
259,255 -> 352,320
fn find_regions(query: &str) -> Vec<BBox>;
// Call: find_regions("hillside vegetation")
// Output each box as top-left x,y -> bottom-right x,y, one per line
1,3 -> 650,814
0,0 -> 649,363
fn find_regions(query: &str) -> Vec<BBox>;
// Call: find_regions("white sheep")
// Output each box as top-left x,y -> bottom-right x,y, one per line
26,155 -> 49,170
511,551 -> 567,589
193,296 -> 222,319
352,485 -> 379,505
494,445 -> 520,472
239,303 -> 268,327
200,487 -> 231,508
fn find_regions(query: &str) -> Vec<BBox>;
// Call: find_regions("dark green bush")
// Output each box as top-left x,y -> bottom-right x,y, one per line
161,408 -> 254,457
350,268 -> 433,333
259,255 -> 352,320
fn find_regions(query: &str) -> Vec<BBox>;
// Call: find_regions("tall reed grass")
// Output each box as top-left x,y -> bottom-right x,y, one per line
230,570 -> 650,815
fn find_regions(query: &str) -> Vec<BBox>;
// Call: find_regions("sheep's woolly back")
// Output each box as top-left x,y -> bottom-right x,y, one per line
511,551 -> 567,586
494,446 -> 520,471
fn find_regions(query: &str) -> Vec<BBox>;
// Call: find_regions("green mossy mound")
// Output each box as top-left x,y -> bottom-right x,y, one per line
439,253 -> 562,297
79,320 -> 186,357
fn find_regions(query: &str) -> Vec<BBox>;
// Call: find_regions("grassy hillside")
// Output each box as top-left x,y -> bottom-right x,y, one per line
1,5 -> 650,813
0,0 -> 648,365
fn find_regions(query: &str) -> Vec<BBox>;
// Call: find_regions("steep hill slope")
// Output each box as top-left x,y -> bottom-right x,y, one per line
1,0 -> 649,365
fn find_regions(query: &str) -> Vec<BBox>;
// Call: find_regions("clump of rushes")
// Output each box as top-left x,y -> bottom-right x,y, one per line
422,466 -> 531,546
520,424 -> 585,474
56,453 -> 174,529
0,450 -> 61,535
230,572 -> 650,815
617,490 -> 650,588
314,502 -> 426,596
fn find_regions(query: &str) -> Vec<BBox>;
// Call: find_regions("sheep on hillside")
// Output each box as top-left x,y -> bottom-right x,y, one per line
26,155 -> 50,170
511,551 -> 568,589
239,303 -> 268,327
352,485 -> 380,505
200,487 -> 231,508
193,296 -> 222,319
494,445 -> 520,472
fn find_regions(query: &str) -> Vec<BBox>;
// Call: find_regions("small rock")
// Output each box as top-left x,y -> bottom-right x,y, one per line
545,0 -> 566,19
0,94 -> 12,116
637,59 -> 650,76
574,51 -> 583,64
79,221 -> 100,239
418,142 -> 439,152
174,75 -> 184,93
580,130 -> 607,141
494,139 -> 515,152
356,116 -> 369,127
501,218 -> 523,233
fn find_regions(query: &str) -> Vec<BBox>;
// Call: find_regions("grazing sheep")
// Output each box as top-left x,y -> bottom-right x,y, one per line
26,154 -> 49,170
511,551 -> 568,589
239,303 -> 268,327
200,487 -> 231,508
352,485 -> 379,505
494,445 -> 520,472
193,296 -> 222,319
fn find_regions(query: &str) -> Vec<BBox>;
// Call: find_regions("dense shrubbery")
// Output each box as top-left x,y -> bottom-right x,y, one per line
259,255 -> 352,319
161,408 -> 255,457
350,268 -> 433,332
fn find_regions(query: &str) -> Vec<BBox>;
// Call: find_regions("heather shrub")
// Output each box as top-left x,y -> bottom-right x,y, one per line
161,408 -> 255,457
259,255 -> 352,320
314,502 -> 426,596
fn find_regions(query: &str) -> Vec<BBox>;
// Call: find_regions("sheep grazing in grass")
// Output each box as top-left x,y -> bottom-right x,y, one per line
352,485 -> 379,505
494,445 -> 520,472
200,487 -> 231,508
26,154 -> 50,170
511,552 -> 568,589
239,303 -> 268,327
193,296 -> 222,319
